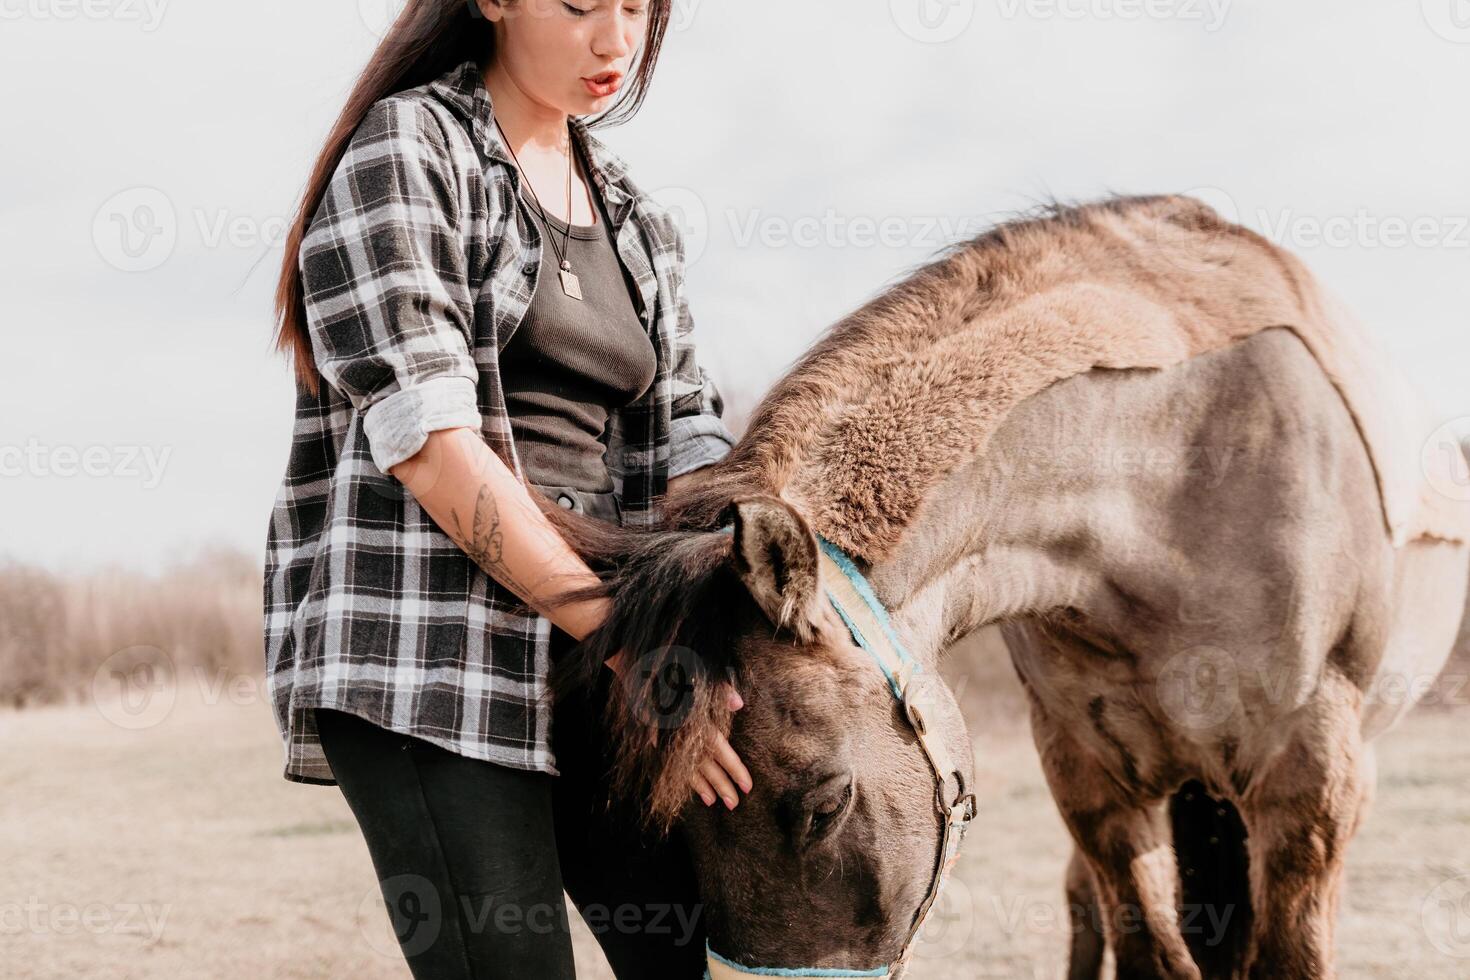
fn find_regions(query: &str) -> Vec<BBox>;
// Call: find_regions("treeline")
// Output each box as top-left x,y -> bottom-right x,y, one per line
0,545 -> 263,708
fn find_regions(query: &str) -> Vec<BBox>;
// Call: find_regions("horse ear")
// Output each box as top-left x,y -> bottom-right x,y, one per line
729,494 -> 824,643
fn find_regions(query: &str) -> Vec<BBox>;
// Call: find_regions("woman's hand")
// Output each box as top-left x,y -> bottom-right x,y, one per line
605,650 -> 752,809
691,684 -> 751,809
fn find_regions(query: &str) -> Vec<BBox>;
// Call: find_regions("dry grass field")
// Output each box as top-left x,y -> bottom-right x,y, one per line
4,623 -> 1468,979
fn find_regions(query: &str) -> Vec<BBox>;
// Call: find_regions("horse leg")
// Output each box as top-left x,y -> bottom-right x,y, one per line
1325,743 -> 1376,932
1037,726 -> 1201,980
1065,845 -> 1107,980
1237,673 -> 1366,979
1169,781 -> 1251,979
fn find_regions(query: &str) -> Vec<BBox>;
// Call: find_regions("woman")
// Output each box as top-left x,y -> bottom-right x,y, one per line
263,1 -> 750,976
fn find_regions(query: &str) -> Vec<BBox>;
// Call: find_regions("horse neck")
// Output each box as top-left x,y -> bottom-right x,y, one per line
856,398 -> 1098,667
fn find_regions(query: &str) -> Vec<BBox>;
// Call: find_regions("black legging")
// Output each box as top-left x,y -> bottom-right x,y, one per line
316,628 -> 706,979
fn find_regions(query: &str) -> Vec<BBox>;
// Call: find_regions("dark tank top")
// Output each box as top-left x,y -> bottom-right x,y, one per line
500,139 -> 657,492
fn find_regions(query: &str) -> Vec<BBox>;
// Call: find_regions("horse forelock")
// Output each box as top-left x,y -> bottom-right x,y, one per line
541,495 -> 760,832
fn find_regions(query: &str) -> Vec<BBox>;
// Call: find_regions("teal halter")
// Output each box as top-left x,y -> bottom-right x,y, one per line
706,945 -> 887,978
704,526 -> 977,979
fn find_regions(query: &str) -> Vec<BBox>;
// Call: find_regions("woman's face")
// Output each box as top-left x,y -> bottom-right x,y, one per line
479,0 -> 650,116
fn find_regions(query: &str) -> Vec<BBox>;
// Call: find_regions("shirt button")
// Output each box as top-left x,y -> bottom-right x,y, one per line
557,494 -> 575,510
522,263 -> 536,276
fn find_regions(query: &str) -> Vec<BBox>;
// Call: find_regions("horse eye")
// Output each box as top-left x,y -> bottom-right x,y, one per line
814,787 -> 846,817
809,779 -> 853,834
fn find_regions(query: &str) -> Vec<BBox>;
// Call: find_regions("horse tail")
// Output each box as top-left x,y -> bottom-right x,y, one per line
1169,780 -> 1252,978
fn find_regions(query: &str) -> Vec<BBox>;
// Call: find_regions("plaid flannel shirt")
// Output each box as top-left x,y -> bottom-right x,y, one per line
262,57 -> 736,784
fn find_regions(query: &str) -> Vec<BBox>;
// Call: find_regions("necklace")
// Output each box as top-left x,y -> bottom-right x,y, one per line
493,114 -> 584,301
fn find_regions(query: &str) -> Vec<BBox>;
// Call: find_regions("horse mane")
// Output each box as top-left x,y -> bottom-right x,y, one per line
671,192 -> 1304,561
533,192 -> 1299,831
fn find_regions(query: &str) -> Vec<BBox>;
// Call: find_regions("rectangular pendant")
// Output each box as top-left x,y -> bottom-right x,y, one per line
558,268 -> 583,301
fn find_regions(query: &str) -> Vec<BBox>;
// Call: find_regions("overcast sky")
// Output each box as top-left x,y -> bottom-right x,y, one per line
3,0 -> 1467,574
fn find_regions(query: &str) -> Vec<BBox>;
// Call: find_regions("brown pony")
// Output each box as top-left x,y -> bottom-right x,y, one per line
537,194 -> 1470,979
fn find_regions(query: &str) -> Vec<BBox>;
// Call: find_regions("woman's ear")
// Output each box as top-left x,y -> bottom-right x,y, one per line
729,494 -> 824,643
474,0 -> 506,24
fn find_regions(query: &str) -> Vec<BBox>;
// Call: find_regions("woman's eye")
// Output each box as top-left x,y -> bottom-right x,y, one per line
562,2 -> 589,16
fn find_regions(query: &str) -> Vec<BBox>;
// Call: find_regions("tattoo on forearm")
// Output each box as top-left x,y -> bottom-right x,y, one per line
449,485 -> 537,603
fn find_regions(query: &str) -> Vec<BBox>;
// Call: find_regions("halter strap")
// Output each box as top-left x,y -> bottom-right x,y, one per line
706,945 -> 888,978
815,536 -> 920,700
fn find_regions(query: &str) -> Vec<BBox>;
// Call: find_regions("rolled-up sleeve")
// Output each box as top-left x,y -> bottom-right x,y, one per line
299,96 -> 482,475
665,230 -> 737,478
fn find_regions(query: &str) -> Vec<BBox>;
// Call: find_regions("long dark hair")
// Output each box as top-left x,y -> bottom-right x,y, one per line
272,0 -> 674,396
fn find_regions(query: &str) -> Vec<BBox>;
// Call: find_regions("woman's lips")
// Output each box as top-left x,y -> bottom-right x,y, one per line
582,72 -> 622,97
